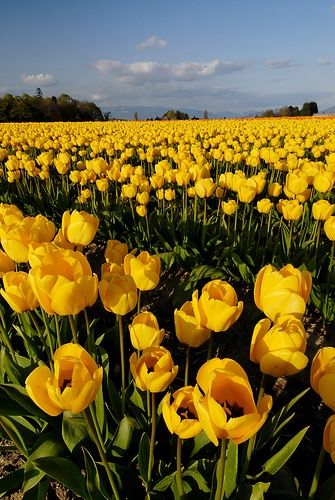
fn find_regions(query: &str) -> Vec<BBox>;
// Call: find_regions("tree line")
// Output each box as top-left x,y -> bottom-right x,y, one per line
0,89 -> 104,122
261,101 -> 318,118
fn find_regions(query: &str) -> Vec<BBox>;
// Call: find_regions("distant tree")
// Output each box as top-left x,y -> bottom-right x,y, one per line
35,87 -> 43,99
163,109 -> 189,120
309,101 -> 318,114
103,111 -> 111,121
203,109 -> 208,119
134,111 -> 138,121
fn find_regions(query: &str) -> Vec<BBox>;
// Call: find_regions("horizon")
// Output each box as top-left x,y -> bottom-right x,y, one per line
1,0 -> 335,114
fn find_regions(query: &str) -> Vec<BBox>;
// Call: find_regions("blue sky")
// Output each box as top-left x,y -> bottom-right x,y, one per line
1,0 -> 335,113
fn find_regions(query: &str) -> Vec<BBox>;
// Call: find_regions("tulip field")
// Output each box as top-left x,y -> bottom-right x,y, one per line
0,117 -> 335,499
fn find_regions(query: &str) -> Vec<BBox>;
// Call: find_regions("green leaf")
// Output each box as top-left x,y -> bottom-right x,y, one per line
0,384 -> 53,421
235,481 -> 271,500
0,415 -> 28,457
94,385 -> 106,439
314,473 -> 335,500
189,264 -> 226,283
111,416 -> 138,458
189,431 -> 212,460
33,456 -> 89,499
62,411 -> 89,453
153,472 -> 176,492
106,376 -> 122,424
22,478 -> 50,500
138,432 -> 150,484
223,440 -> 238,498
231,253 -> 254,284
182,469 -> 210,493
0,468 -> 24,497
1,349 -> 32,386
260,426 -> 309,476
82,447 -> 108,500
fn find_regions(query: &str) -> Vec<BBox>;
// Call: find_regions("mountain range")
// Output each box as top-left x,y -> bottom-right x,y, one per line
103,105 -> 335,120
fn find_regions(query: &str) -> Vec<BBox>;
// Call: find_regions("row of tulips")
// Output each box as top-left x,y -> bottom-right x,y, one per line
0,206 -> 334,498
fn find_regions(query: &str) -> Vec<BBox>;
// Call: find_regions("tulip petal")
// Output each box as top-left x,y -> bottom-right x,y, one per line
26,366 -> 62,416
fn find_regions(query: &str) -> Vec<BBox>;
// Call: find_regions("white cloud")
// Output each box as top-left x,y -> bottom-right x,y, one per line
20,73 -> 57,86
136,35 -> 167,49
318,58 -> 331,66
93,59 -> 245,82
264,59 -> 297,69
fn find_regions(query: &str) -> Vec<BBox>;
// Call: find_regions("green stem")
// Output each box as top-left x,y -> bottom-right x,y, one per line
207,332 -> 214,360
68,315 -> 79,344
137,290 -> 141,315
84,308 -> 94,355
176,436 -> 185,499
215,438 -> 227,500
54,314 -> 62,347
147,392 -> 156,492
41,309 -> 55,356
184,346 -> 190,386
308,444 -> 326,498
117,315 -> 126,415
83,408 -> 121,500
0,320 -> 17,361
146,390 -> 151,421
27,311 -> 53,367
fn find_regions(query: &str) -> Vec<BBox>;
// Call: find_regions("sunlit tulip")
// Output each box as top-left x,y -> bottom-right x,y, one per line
195,358 -> 272,445
324,216 -> 335,241
280,199 -> 304,221
221,199 -> 238,216
129,311 -> 165,350
136,205 -> 147,217
26,343 -> 103,416
62,210 -> 99,247
130,345 -> 178,392
1,271 -> 39,312
254,264 -> 311,321
192,279 -> 243,332
0,203 -> 23,226
164,188 -> 176,201
29,248 -> 98,315
285,172 -> 308,195
96,178 -> 109,192
0,249 -> 15,277
237,181 -> 257,203
99,272 -> 137,315
124,251 -> 160,291
310,347 -> 335,410
323,414 -> 335,464
256,198 -> 273,214
267,182 -> 282,197
104,239 -> 128,266
250,315 -> 308,377
313,172 -> 334,193
174,300 -> 211,347
194,178 -> 216,198
162,386 -> 203,438
312,200 -> 334,221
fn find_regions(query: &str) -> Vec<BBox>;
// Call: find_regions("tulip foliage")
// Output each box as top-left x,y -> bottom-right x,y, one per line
0,116 -> 334,498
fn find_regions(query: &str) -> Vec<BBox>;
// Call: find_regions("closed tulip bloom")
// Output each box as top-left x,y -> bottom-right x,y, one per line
96,178 -> 109,192
310,347 -> 335,410
129,311 -> 165,350
174,301 -> 211,347
281,199 -> 304,221
267,182 -> 282,198
254,264 -> 312,321
104,239 -> 128,266
250,315 -> 308,377
124,251 -> 160,291
29,248 -> 98,315
0,203 -> 23,225
99,272 -> 137,316
52,229 -> 77,250
136,191 -> 150,205
62,210 -> 99,246
1,271 -> 39,312
285,172 -> 308,195
192,280 -> 243,332
313,172 -> 334,193
194,178 -> 216,198
221,199 -> 238,216
312,200 -> 334,221
195,358 -> 272,446
164,188 -> 176,201
237,183 -> 257,203
324,216 -> 335,241
162,386 -> 203,439
257,198 -> 273,214
25,343 -> 103,416
0,249 -> 15,277
323,415 -> 335,464
130,345 -> 178,393
136,205 -> 147,217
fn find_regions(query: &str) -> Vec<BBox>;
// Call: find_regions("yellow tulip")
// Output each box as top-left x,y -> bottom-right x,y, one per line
280,199 -> 304,221
25,343 -> 103,416
136,205 -> 147,217
254,264 -> 312,321
221,199 -> 237,216
310,347 -> 335,410
1,271 -> 39,312
256,198 -> 273,214
62,210 -> 99,246
267,182 -> 282,197
104,239 -> 128,266
194,178 -> 216,198
174,301 -> 211,347
323,414 -> 335,464
129,311 -> 165,350
96,178 -> 109,192
130,345 -> 178,392
285,172 -> 308,195
99,272 -> 137,315
324,216 -> 335,241
29,248 -> 98,315
0,203 -> 23,225
195,358 -> 272,445
164,188 -> 176,201
250,315 -> 308,377
192,280 -> 243,332
312,200 -> 334,221
162,386 -> 203,439
237,182 -> 257,203
124,251 -> 160,291
0,249 -> 15,277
